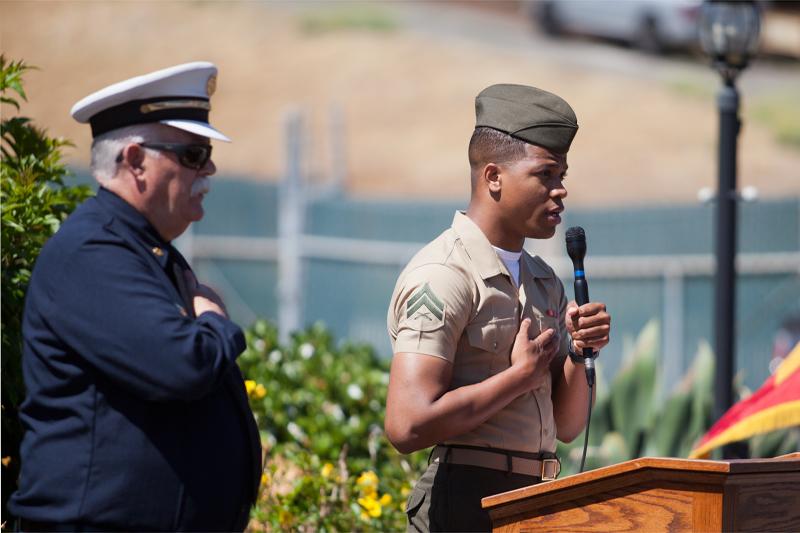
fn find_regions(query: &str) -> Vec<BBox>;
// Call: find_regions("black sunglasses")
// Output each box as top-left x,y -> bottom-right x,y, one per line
139,142 -> 213,170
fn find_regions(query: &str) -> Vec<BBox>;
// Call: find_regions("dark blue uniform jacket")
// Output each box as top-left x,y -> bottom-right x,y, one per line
9,188 -> 262,531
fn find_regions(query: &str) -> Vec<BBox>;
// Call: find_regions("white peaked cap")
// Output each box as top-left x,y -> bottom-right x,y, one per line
70,62 -> 230,142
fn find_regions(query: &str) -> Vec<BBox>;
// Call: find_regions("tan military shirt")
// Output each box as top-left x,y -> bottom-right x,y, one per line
387,211 -> 570,453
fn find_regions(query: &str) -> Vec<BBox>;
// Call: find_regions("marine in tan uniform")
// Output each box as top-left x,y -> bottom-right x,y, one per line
385,84 -> 611,532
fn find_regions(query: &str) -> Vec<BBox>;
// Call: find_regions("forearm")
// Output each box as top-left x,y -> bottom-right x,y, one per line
50,245 -> 245,402
387,319 -> 560,454
386,363 -> 533,454
552,358 -> 596,442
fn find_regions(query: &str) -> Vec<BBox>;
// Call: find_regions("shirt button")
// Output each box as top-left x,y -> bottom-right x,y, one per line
152,246 -> 164,257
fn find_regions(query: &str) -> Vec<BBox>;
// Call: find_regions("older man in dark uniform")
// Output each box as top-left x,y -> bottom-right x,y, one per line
9,62 -> 261,531
385,84 -> 612,531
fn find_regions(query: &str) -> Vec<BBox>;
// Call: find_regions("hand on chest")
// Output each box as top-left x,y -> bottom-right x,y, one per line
463,276 -> 559,361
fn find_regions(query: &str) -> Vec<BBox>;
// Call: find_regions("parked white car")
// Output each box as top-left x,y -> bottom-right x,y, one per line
530,0 -> 703,54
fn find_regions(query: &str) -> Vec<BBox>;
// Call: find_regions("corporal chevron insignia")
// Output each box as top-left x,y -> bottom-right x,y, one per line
407,283 -> 444,320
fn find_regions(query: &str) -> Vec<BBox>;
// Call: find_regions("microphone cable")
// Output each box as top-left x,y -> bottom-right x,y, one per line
579,376 -> 593,473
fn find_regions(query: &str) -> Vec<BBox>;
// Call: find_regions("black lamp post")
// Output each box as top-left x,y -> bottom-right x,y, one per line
698,1 -> 760,459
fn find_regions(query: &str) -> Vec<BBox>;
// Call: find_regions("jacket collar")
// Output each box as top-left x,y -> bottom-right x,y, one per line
96,187 -> 172,268
451,211 -> 552,280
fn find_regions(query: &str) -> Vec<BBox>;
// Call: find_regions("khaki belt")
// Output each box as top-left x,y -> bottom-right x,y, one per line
431,445 -> 560,481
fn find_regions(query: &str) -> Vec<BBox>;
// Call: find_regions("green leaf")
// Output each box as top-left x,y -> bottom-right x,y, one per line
608,320 -> 659,458
2,56 -> 91,515
644,389 -> 692,457
686,340 -> 715,450
749,427 -> 800,458
1,95 -> 20,110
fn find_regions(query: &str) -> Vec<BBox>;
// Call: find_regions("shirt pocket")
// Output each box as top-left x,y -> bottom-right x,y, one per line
466,317 -> 518,361
536,315 -> 559,339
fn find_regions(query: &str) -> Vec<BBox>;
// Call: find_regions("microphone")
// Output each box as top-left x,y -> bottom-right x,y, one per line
565,226 -> 595,387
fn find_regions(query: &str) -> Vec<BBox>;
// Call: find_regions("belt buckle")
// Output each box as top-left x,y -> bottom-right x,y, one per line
540,458 -> 560,481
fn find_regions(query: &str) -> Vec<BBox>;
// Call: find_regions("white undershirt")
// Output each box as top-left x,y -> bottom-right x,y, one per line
493,246 -> 523,286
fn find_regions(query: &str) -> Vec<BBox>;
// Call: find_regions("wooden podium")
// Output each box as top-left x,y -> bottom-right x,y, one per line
482,454 -> 800,532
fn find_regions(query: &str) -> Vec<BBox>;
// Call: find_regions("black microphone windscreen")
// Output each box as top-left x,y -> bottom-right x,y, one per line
565,226 -> 585,243
565,226 -> 587,263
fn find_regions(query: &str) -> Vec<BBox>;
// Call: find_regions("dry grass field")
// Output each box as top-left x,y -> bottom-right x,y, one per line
2,1 -> 798,206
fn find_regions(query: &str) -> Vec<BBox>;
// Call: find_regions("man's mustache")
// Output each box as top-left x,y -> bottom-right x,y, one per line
191,177 -> 210,197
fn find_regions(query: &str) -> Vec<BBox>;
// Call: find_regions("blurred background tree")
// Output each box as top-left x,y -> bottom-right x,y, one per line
1,56 -> 92,521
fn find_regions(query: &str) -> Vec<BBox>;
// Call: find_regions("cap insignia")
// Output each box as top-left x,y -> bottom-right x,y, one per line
140,100 -> 211,114
206,74 -> 217,97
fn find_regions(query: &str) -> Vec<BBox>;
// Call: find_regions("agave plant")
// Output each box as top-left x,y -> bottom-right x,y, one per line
558,320 -> 798,477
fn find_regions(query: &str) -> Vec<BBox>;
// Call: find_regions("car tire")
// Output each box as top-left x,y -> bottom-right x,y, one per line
537,1 -> 563,37
635,16 -> 665,54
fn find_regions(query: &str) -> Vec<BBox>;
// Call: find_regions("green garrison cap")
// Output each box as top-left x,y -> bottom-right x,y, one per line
475,84 -> 578,154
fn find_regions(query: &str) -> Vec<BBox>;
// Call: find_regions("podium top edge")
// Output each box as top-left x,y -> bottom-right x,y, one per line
482,454 -> 800,510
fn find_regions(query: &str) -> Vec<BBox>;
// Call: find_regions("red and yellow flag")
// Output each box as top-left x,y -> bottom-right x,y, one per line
689,342 -> 800,459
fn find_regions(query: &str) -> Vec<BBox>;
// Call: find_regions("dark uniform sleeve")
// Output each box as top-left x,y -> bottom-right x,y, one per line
44,238 -> 245,402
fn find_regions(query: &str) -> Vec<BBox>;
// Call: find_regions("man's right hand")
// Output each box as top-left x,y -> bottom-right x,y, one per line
184,271 -> 228,318
510,318 -> 559,387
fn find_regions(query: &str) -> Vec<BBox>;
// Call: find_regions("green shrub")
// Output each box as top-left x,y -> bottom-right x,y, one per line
1,56 -> 93,519
298,6 -> 398,35
251,445 -> 409,532
239,320 -> 427,531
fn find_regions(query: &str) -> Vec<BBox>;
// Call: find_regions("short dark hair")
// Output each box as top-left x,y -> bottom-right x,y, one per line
468,127 -> 528,172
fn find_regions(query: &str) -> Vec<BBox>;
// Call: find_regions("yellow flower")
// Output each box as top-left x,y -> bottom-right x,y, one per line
400,486 -> 411,498
245,380 -> 267,400
254,383 -> 267,399
356,470 -> 378,489
321,462 -> 334,478
357,496 -> 382,518
260,472 -> 270,486
379,493 -> 392,506
357,496 -> 373,509
359,511 -> 370,522
279,509 -> 293,526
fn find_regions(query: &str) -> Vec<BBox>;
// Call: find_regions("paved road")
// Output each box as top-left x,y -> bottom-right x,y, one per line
390,2 -> 799,97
